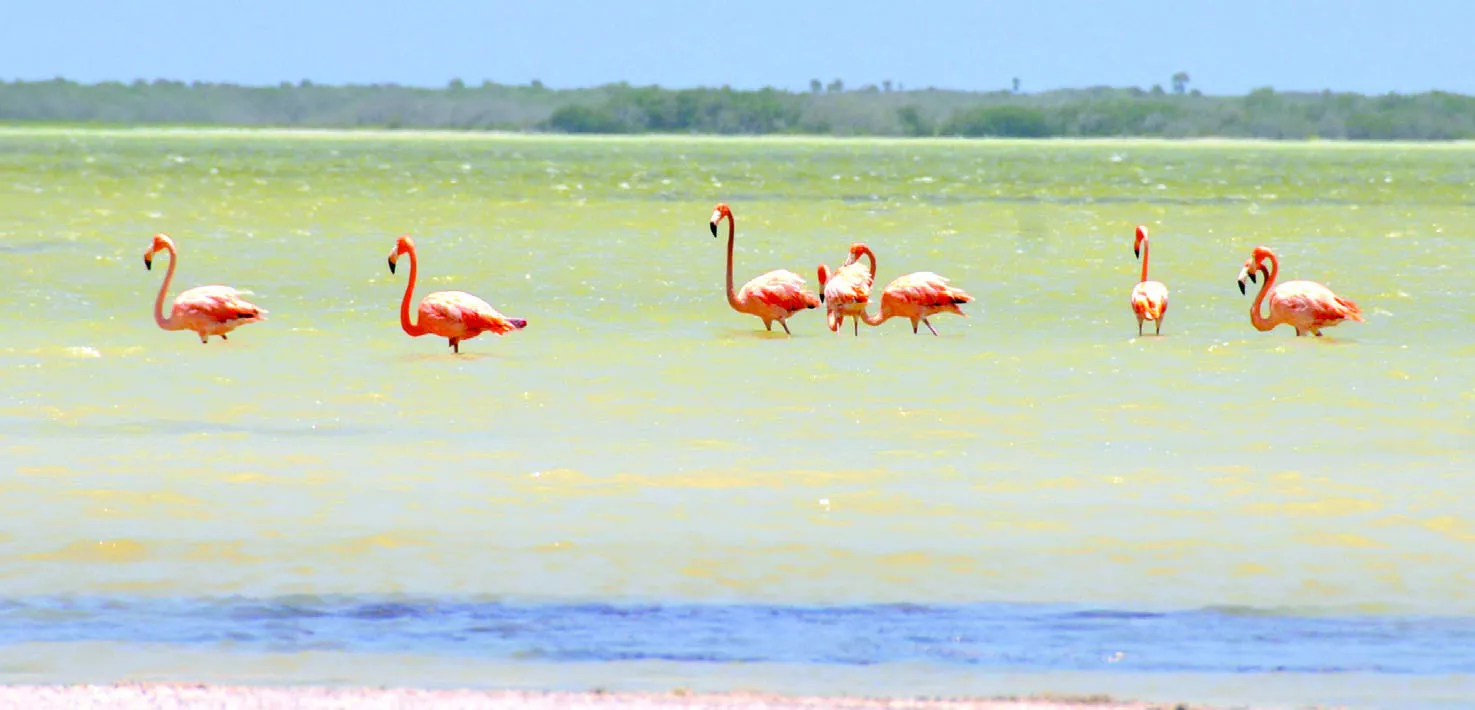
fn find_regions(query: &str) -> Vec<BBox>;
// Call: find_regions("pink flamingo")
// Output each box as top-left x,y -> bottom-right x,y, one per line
1129,225 -> 1169,336
142,233 -> 266,343
387,235 -> 527,353
841,243 -> 973,335
709,203 -> 820,334
816,244 -> 875,336
1236,245 -> 1364,337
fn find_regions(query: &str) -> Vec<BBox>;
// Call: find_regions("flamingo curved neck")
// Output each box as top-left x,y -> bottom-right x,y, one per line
723,217 -> 743,311
1139,239 -> 1150,284
153,244 -> 179,330
857,246 -> 877,281
861,308 -> 888,326
1250,253 -> 1279,331
399,247 -> 427,337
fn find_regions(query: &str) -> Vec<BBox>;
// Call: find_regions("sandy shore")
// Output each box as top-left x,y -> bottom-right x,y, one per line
0,685 -> 1237,710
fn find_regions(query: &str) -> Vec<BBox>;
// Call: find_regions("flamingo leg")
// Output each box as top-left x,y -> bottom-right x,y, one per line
924,318 -> 939,336
911,319 -> 919,334
1137,318 -> 1144,336
199,333 -> 209,344
221,333 -> 228,341
449,338 -> 460,353
780,319 -> 791,335
1154,318 -> 1162,336
764,320 -> 773,331
852,317 -> 859,336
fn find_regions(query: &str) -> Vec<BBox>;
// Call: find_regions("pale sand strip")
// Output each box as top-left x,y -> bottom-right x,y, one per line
0,685 -> 1240,710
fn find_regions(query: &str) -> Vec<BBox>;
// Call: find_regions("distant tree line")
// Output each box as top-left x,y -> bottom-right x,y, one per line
2,77 -> 1473,140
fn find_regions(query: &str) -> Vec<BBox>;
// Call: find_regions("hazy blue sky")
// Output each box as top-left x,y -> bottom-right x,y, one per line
3,0 -> 1472,94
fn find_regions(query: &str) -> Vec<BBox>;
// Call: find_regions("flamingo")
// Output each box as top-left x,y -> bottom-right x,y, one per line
142,233 -> 266,343
841,243 -> 973,335
816,244 -> 875,336
1129,225 -> 1169,336
1236,245 -> 1364,337
708,203 -> 820,334
387,235 -> 527,353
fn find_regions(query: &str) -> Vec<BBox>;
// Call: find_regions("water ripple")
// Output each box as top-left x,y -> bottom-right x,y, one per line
0,596 -> 1471,674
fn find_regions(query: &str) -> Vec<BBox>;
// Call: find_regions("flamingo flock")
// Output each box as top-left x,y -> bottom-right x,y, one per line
137,204 -> 1366,351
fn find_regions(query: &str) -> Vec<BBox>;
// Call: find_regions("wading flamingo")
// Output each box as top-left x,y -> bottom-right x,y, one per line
816,244 -> 875,336
1129,225 -> 1169,336
387,235 -> 527,353
1236,245 -> 1363,337
842,243 -> 973,335
142,233 -> 266,343
708,203 -> 820,334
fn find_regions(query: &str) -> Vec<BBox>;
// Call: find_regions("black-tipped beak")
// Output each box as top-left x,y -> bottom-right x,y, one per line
144,256 -> 152,271
388,257 -> 396,274
819,293 -> 825,303
1248,271 -> 1257,284
1238,280 -> 1246,295
1134,247 -> 1140,259
709,222 -> 717,237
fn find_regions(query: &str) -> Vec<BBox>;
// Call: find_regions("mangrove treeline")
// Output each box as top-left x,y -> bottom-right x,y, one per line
2,78 -> 1472,140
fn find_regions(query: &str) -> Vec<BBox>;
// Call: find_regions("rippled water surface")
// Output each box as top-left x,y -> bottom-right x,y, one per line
0,129 -> 1472,704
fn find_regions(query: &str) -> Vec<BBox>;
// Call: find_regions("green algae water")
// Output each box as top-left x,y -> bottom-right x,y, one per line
0,129 -> 1473,705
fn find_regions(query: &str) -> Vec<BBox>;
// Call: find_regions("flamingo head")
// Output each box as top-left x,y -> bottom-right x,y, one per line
816,264 -> 830,302
709,203 -> 732,237
1236,257 -> 1258,295
1238,246 -> 1276,294
843,242 -> 870,267
388,235 -> 415,274
1133,225 -> 1148,259
143,233 -> 175,271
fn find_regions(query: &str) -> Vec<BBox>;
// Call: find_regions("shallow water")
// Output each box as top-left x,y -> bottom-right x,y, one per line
0,129 -> 1472,702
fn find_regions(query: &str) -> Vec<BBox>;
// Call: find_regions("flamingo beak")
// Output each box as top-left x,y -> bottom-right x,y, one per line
709,221 -> 717,237
1236,267 -> 1249,294
143,254 -> 152,271
1249,271 -> 1257,284
387,256 -> 397,274
1134,246 -> 1140,259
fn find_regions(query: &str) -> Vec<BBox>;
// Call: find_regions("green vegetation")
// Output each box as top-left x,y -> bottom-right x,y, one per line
2,77 -> 1473,139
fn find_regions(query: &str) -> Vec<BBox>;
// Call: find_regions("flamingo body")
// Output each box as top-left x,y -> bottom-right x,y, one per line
1261,280 -> 1364,336
1238,246 -> 1363,337
737,269 -> 821,324
388,235 -> 527,353
1130,280 -> 1168,323
143,233 -> 265,344
819,261 -> 873,335
169,285 -> 267,341
870,271 -> 973,335
416,290 -> 527,342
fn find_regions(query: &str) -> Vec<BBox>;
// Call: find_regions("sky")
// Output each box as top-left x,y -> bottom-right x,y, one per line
2,0 -> 1473,95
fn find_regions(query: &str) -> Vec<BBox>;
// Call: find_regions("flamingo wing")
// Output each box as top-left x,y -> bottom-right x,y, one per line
822,263 -> 873,305
887,272 -> 973,308
1130,281 -> 1168,320
1275,281 -> 1363,325
174,285 -> 266,323
422,291 -> 524,336
741,270 -> 820,312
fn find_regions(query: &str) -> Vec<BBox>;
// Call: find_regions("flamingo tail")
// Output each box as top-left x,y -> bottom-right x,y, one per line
1336,297 -> 1365,322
